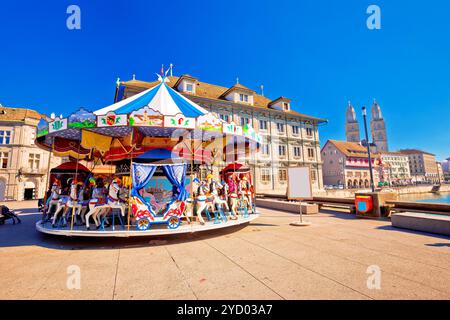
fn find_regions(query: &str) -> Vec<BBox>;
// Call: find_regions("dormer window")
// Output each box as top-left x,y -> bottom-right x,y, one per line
175,75 -> 198,94
239,94 -> 249,102
221,84 -> 255,105
269,97 -> 291,111
185,83 -> 194,93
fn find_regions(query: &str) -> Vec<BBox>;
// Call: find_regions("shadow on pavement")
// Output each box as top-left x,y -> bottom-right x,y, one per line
376,225 -> 450,241
0,210 -> 257,251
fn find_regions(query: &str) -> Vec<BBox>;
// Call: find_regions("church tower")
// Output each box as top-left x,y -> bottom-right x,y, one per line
345,101 -> 361,143
370,99 -> 388,152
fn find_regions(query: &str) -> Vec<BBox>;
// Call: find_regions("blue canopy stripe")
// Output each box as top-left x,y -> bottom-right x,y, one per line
114,83 -> 162,114
164,83 -> 207,117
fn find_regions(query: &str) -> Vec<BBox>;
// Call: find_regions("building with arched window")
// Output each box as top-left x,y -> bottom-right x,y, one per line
0,106 -> 62,201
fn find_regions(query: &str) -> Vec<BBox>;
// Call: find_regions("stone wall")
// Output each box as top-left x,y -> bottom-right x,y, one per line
314,184 -> 450,198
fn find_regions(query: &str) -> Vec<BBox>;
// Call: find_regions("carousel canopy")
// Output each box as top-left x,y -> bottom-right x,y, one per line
136,148 -> 178,160
94,80 -> 209,118
50,161 -> 90,174
220,162 -> 250,173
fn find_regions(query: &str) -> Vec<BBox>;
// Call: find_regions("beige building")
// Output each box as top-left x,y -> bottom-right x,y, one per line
0,106 -> 61,201
116,74 -> 327,194
379,152 -> 411,185
399,149 -> 442,183
321,140 -> 380,188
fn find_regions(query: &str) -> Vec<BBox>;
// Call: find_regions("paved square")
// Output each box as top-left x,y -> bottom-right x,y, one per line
1,201 -> 449,299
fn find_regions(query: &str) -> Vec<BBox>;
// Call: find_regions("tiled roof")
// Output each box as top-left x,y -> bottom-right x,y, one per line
326,140 -> 380,158
120,76 -> 327,123
398,149 -> 435,156
0,106 -> 44,122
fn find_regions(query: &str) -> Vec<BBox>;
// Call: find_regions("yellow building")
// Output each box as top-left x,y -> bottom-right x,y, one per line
0,106 -> 61,200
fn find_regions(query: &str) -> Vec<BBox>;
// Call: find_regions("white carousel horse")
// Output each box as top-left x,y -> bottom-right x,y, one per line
209,179 -> 235,219
52,182 -> 82,227
238,178 -> 253,214
47,184 -> 69,227
85,186 -> 107,229
85,181 -> 126,230
62,183 -> 90,225
193,182 -> 208,225
46,184 -> 65,215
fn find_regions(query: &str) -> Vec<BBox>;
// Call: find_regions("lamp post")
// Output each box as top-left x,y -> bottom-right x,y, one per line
339,157 -> 346,189
362,106 -> 375,192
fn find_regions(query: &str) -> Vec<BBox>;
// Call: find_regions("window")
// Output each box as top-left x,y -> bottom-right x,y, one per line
283,102 -> 289,110
293,146 -> 301,157
276,123 -> 284,133
240,117 -> 250,126
0,130 -> 11,144
307,148 -> 315,159
185,83 -> 194,92
292,125 -> 299,135
261,143 -> 270,155
278,169 -> 287,182
311,170 -> 317,181
30,130 -> 36,145
306,127 -> 313,137
0,152 -> 9,168
261,168 -> 271,182
239,93 -> 249,102
259,120 -> 268,130
28,153 -> 40,170
219,114 -> 230,122
278,145 -> 286,156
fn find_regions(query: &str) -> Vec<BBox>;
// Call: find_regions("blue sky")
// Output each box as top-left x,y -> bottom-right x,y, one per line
0,0 -> 449,160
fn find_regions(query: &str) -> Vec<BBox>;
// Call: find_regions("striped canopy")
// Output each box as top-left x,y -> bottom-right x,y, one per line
94,80 -> 209,117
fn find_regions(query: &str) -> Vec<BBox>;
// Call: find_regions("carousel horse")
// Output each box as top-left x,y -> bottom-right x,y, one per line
193,182 -> 209,225
227,176 -> 240,217
85,184 -> 107,229
47,182 -> 69,227
63,182 -> 90,225
209,179 -> 234,220
52,181 -> 82,227
238,177 -> 253,214
86,179 -> 126,230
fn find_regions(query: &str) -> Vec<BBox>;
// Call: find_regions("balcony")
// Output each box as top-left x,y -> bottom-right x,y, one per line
19,167 -> 46,176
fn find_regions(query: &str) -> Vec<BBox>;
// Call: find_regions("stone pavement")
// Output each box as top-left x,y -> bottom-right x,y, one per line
0,200 -> 449,300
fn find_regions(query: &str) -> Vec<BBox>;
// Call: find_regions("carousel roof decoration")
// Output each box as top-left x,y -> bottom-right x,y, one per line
35,67 -> 262,162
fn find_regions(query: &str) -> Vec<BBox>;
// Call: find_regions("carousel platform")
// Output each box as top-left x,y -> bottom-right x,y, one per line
36,213 -> 259,237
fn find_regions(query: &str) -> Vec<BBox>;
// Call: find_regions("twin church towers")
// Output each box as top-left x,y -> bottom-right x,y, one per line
345,100 -> 388,152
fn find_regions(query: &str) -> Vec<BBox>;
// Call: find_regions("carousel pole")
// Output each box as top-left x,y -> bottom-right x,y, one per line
127,127 -> 135,231
43,137 -> 54,218
70,142 -> 82,230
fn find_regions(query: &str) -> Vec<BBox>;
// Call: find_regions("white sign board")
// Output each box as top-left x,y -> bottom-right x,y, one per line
287,166 -> 312,200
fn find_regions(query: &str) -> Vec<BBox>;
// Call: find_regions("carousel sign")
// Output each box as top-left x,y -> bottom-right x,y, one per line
129,107 -> 163,127
49,117 -> 67,133
97,112 -> 128,127
164,113 -> 196,129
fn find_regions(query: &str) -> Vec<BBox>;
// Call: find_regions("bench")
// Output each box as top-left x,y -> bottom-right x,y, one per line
391,212 -> 450,236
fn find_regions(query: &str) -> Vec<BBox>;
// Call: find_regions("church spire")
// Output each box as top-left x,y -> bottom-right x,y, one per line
370,99 -> 388,151
345,101 -> 361,143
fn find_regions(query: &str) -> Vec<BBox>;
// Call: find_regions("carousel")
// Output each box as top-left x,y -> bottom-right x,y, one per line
35,71 -> 261,237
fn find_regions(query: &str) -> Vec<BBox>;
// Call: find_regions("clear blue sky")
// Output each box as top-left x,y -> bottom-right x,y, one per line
0,0 -> 449,160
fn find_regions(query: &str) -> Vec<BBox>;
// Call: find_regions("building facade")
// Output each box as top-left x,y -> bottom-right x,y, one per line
399,149 -> 442,183
0,107 -> 61,201
379,152 -> 411,185
321,140 -> 380,188
116,74 -> 327,194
